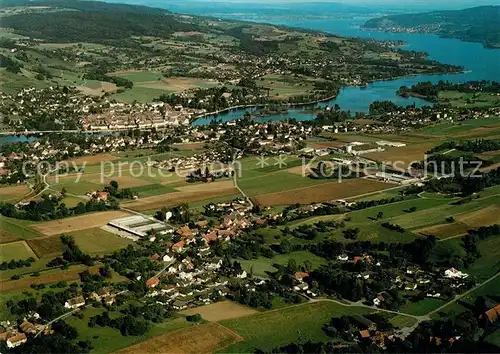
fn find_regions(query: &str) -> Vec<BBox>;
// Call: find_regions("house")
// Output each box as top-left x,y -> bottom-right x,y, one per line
161,284 -> 178,295
176,225 -> 194,238
64,295 -> 85,309
236,270 -> 247,279
444,268 -> 468,279
294,282 -> 309,291
294,272 -> 309,282
202,231 -> 218,244
20,321 -> 37,334
351,315 -> 377,331
359,330 -> 371,339
195,220 -> 209,228
103,295 -> 115,306
373,294 -> 385,307
163,254 -> 175,262
7,333 -> 27,348
148,254 -> 160,261
146,277 -> 160,288
207,258 -> 222,270
95,191 -> 109,201
484,304 -> 500,324
172,300 -> 188,310
172,240 -> 185,253
337,254 -> 349,261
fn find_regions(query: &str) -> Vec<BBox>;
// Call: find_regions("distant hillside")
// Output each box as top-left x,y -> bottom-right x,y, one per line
363,6 -> 500,49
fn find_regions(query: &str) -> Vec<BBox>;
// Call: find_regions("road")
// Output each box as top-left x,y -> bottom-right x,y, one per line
34,290 -> 129,338
428,271 -> 500,316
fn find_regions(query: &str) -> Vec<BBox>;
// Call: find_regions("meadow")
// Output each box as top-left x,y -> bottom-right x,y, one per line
219,301 -> 372,353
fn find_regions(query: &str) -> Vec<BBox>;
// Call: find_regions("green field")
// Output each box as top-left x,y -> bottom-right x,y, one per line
400,298 -> 445,316
1,216 -> 41,241
421,117 -> 500,136
238,251 -> 328,277
0,241 -> 37,262
129,184 -> 178,198
438,91 -> 500,108
69,228 -> 134,255
65,307 -> 192,353
220,301 -> 371,353
463,237 -> 500,281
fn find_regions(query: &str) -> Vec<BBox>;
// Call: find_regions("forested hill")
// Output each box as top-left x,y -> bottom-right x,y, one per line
363,6 -> 500,49
0,0 -> 198,44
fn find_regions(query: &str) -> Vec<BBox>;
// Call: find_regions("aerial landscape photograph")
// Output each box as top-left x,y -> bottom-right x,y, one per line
0,0 -> 499,352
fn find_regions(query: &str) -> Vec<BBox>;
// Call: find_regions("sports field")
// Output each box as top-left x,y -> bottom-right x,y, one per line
180,301 -> 259,322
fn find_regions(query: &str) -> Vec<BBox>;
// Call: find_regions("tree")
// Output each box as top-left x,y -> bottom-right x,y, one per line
376,211 -> 384,220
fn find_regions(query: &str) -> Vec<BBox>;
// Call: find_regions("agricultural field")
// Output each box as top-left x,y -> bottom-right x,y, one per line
0,264 -> 99,293
438,91 -> 500,108
255,178 -> 393,206
419,117 -> 500,138
180,300 -> 259,322
1,216 -> 41,242
66,308 -> 193,354
238,250 -> 328,278
117,322 -> 241,354
0,184 -> 31,202
219,301 -> 372,353
123,180 -> 238,212
30,210 -> 132,236
0,240 -> 37,262
69,227 -> 134,255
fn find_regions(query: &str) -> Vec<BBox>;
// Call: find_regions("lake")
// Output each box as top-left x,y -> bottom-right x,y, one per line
170,6 -> 500,124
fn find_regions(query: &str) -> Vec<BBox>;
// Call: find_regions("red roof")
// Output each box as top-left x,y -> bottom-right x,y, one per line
359,330 -> 370,338
146,277 -> 159,288
203,232 -> 218,242
172,240 -> 185,249
294,272 -> 309,280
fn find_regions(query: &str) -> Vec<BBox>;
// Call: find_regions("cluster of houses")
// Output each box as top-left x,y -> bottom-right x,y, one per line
81,102 -> 203,130
0,312 -> 53,349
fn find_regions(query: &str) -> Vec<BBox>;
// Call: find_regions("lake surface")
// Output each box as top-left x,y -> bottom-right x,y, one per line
168,6 -> 500,124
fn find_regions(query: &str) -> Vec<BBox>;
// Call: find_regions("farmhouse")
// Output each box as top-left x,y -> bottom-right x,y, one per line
483,304 -> 500,324
6,333 -> 27,348
64,296 -> 85,309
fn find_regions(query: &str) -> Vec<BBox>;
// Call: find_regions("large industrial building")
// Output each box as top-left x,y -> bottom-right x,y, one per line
106,215 -> 173,241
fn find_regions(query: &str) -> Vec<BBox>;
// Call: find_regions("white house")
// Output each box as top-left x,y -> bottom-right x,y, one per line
445,268 -> 469,279
64,296 -> 85,309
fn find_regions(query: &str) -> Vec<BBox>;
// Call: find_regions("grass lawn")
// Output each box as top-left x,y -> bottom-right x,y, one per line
65,307 -> 192,353
220,301 -> 371,353
400,298 -> 445,316
486,330 -> 500,347
238,251 -> 328,277
0,241 -> 37,262
68,228 -> 134,255
465,236 -> 500,281
385,314 -> 418,328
